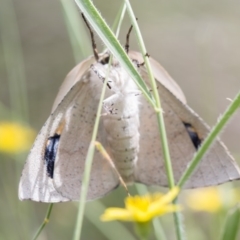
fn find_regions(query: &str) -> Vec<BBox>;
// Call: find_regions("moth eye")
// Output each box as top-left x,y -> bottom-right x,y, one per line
44,134 -> 60,178
100,55 -> 110,65
183,122 -> 202,149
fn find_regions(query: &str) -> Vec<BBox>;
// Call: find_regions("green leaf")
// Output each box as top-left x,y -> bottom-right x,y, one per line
221,205 -> 240,240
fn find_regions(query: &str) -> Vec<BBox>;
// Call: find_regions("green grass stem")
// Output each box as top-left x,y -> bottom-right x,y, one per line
60,0 -> 91,62
32,204 -> 54,240
0,0 -> 29,122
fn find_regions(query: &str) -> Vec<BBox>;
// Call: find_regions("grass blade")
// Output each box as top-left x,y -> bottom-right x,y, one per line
220,204 -> 240,240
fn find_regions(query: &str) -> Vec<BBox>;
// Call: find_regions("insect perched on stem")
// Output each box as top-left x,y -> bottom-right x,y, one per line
19,15 -> 240,202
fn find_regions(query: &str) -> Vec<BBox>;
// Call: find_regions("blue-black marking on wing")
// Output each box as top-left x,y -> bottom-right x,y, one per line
44,134 -> 60,178
183,122 -> 202,149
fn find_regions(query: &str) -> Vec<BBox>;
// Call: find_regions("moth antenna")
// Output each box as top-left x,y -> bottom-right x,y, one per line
125,25 -> 133,54
81,13 -> 99,61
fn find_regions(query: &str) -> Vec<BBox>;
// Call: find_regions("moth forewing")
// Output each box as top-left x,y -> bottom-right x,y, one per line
52,55 -> 96,112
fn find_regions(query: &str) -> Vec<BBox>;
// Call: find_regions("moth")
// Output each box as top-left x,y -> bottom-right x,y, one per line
18,22 -> 240,203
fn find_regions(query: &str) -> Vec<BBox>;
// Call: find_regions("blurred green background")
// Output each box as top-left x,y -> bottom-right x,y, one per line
0,0 -> 240,240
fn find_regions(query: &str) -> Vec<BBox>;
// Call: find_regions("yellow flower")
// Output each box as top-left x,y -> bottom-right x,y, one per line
185,187 -> 240,212
0,122 -> 35,153
101,187 -> 181,222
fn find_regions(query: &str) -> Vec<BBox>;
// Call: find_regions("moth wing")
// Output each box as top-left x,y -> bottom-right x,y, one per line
19,58 -> 119,202
19,79 -> 82,202
52,55 -> 96,112
52,75 -> 119,201
131,52 -> 240,188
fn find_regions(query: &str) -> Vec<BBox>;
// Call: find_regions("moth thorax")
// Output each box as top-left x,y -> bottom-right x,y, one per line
103,63 -> 137,91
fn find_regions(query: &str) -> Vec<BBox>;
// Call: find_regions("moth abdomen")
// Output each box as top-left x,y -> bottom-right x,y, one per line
183,122 -> 202,149
44,134 -> 60,178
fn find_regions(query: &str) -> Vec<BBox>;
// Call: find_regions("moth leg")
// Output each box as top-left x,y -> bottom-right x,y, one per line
102,96 -> 118,115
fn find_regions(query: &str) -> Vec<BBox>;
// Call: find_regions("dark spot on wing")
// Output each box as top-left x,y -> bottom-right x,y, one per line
44,134 -> 60,178
183,122 -> 202,149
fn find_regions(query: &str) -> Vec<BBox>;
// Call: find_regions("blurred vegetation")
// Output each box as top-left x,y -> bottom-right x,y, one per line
0,0 -> 240,239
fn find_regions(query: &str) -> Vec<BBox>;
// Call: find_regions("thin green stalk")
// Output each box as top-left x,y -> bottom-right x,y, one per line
73,59 -> 112,240
74,0 -> 154,107
32,204 -> 54,240
173,199 -> 185,240
0,1 -> 32,239
220,204 -> 240,240
0,0 -> 29,122
178,92 -> 240,188
112,2 -> 127,39
124,1 -> 184,240
152,218 -> 167,240
60,0 -> 91,61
